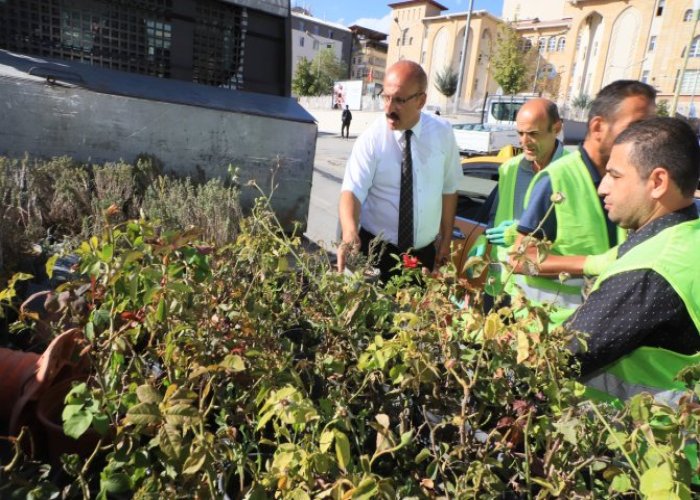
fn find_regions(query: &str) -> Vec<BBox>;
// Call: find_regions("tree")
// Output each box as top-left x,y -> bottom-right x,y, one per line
571,94 -> 592,120
292,57 -> 318,96
657,99 -> 670,117
312,48 -> 346,95
434,66 -> 458,98
490,22 -> 528,95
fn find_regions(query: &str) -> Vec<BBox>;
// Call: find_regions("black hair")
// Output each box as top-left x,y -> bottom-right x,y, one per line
545,100 -> 561,130
614,117 -> 700,197
588,80 -> 656,124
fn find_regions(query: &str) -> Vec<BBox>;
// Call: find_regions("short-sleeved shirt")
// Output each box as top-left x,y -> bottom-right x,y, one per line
486,141 -> 566,227
341,112 -> 462,249
517,146 -> 617,246
567,204 -> 700,376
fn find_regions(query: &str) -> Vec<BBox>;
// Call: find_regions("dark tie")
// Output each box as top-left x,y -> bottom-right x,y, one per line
398,129 -> 413,250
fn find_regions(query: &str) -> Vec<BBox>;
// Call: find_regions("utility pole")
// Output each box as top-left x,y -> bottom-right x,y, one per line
454,0 -> 475,114
671,0 -> 700,115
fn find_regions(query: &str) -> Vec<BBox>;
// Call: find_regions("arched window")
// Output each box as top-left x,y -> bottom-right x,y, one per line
685,9 -> 694,22
691,36 -> 700,57
538,37 -> 546,53
548,36 -> 556,52
521,37 -> 532,52
557,37 -> 566,51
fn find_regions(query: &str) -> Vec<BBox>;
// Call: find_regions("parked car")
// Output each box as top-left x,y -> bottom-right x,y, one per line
455,146 -> 516,222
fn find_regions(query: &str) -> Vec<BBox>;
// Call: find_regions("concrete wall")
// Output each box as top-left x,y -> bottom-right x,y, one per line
0,75 -> 317,230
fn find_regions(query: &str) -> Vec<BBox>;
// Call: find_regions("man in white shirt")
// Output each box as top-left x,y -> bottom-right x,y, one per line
337,60 -> 462,282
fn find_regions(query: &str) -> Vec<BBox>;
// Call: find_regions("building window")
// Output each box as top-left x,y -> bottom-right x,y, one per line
521,38 -> 532,52
409,37 -> 413,45
299,21 -> 304,31
684,9 -> 694,22
548,37 -> 556,52
313,40 -> 319,50
641,70 -> 650,83
691,36 -> 700,57
420,50 -> 426,63
557,37 -> 566,51
329,30 -> 333,39
648,36 -> 656,52
538,37 -> 546,53
576,34 -> 581,50
656,0 -> 665,16
299,36 -> 304,47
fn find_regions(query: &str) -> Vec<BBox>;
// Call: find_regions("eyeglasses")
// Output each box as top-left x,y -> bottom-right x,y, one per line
380,91 -> 425,105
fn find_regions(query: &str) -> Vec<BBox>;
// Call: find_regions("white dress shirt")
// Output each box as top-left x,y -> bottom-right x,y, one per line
341,112 -> 462,249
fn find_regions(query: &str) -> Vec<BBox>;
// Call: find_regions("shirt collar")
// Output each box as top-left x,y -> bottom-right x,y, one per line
518,139 -> 565,172
619,204 -> 699,257
392,113 -> 423,143
578,145 -> 603,185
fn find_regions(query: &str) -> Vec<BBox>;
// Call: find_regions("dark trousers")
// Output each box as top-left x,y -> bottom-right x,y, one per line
341,122 -> 350,138
359,227 -> 436,283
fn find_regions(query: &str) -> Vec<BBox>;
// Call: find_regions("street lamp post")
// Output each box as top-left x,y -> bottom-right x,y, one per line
671,0 -> 700,115
454,0 -> 475,114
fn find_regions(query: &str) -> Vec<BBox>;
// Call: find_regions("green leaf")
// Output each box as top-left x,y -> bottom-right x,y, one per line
63,407 -> 93,439
155,296 -> 167,322
334,429 -> 351,472
415,448 -> 431,464
220,354 -> 246,372
100,244 -> 114,262
158,424 -> 182,461
45,254 -> 59,279
609,472 -> 632,493
352,477 -> 378,499
319,430 -> 335,453
100,471 -> 131,494
164,403 -> 199,426
640,464 -> 674,497
125,402 -> 161,426
136,384 -> 161,404
182,447 -> 207,475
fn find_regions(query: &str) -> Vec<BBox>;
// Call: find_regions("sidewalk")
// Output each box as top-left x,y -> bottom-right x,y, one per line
304,108 -> 480,136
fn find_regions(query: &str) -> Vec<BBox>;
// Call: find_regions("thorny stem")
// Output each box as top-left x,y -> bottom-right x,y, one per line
589,401 -> 642,481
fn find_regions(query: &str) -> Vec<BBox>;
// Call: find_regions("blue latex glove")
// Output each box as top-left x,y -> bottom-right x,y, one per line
485,219 -> 517,247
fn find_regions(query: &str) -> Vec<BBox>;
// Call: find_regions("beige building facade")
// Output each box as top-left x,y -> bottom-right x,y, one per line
387,0 -> 700,116
508,0 -> 700,115
388,0 -> 502,110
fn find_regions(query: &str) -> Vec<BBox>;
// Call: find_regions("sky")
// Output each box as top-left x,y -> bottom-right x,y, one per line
293,0 -> 505,33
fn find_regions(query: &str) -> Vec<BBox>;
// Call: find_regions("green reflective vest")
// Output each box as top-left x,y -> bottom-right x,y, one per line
486,148 -> 570,297
583,218 -> 700,406
515,150 -> 622,313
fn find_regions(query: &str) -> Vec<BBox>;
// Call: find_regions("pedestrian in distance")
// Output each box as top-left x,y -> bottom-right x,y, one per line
566,117 -> 700,406
337,60 -> 462,282
341,105 -> 352,139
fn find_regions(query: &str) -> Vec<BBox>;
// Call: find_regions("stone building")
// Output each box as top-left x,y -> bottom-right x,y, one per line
387,0 -> 502,111
349,25 -> 388,86
386,0 -> 700,116
290,8 -> 352,82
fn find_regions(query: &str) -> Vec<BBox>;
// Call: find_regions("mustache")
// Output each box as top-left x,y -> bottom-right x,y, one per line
386,112 -> 399,120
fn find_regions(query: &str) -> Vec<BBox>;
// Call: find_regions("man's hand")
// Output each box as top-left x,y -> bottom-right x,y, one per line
433,237 -> 452,272
583,246 -> 619,276
485,219 -> 518,247
337,232 -> 360,273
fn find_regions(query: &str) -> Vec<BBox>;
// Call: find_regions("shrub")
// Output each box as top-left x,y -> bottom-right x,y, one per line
2,201 -> 697,498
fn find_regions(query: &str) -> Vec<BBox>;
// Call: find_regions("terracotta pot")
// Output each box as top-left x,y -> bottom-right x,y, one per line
6,328 -> 89,435
0,348 -> 41,417
36,378 -> 102,465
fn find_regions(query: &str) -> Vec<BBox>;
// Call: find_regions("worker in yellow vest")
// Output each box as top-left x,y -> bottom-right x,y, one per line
478,98 -> 567,302
565,117 -> 700,407
508,81 -> 656,316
